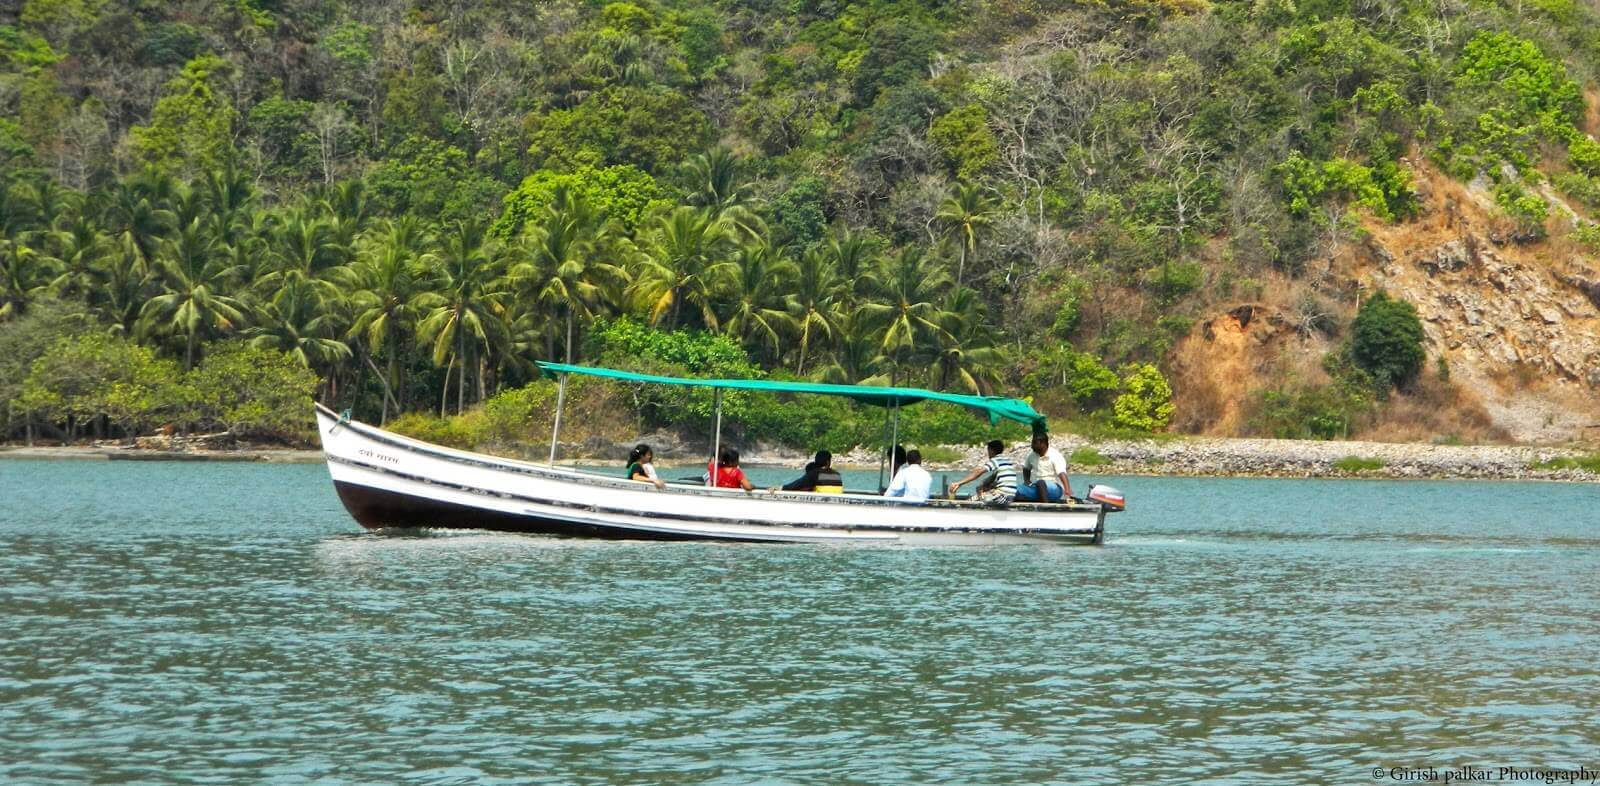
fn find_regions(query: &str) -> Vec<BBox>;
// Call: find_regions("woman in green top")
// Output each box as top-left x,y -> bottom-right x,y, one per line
626,444 -> 666,489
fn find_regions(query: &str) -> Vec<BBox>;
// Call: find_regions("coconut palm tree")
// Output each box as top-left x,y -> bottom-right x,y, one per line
96,248 -> 153,337
631,206 -> 735,330
812,311 -> 885,385
821,225 -> 880,309
248,278 -> 353,379
858,247 -> 953,384
346,219 -> 431,422
261,208 -> 347,300
683,147 -> 764,239
25,178 -> 78,235
930,287 -> 1005,394
934,182 -> 997,288
102,182 -> 172,272
0,182 -> 39,241
139,219 -> 248,369
46,216 -> 111,303
0,238 -> 54,322
415,219 -> 511,415
720,239 -> 796,361
788,247 -> 846,377
509,189 -> 628,364
201,164 -> 257,246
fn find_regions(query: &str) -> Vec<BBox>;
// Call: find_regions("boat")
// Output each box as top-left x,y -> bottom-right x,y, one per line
315,362 -> 1125,545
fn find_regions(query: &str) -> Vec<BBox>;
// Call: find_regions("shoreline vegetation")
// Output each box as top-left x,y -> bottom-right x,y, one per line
5,437 -> 1595,482
8,0 -> 1600,458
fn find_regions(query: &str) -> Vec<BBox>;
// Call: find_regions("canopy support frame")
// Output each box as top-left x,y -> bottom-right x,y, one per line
708,387 -> 723,488
888,401 -> 900,484
548,372 -> 567,467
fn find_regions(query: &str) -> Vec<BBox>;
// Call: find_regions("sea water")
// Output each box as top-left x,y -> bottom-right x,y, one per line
1,459 -> 1597,784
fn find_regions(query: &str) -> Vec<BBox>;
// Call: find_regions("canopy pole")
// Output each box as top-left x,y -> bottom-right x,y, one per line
548,372 -> 567,467
877,404 -> 890,491
889,401 -> 900,476
708,387 -> 723,488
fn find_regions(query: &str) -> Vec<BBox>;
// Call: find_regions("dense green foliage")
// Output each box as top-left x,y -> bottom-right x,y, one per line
5,321 -> 316,443
1350,292 -> 1427,391
4,0 -> 1599,446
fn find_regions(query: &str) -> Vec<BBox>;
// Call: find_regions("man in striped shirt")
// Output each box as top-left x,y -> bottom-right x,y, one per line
948,439 -> 1018,506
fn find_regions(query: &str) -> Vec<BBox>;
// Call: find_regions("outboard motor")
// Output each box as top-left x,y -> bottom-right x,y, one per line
1086,484 -> 1125,511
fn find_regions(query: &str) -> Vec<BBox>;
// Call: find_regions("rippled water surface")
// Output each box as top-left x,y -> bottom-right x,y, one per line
2,459 -> 1598,784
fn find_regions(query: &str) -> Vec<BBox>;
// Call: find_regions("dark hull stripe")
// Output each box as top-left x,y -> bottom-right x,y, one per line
334,480 -> 782,542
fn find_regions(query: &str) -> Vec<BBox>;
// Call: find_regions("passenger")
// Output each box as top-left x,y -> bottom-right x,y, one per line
777,450 -> 844,493
1016,435 -> 1072,503
948,439 -> 1018,506
889,444 -> 907,480
706,446 -> 756,491
626,443 -> 666,490
884,449 -> 932,503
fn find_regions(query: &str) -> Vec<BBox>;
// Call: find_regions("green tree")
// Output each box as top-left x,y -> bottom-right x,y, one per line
1112,364 -> 1175,432
365,136 -> 504,223
128,55 -> 239,175
248,96 -> 318,177
493,164 -> 667,240
719,239 -> 796,360
928,105 -> 998,180
1350,291 -> 1426,390
631,206 -> 735,329
18,332 -> 182,439
933,182 -> 997,288
187,340 -> 319,441
138,219 -> 247,369
416,220 -> 511,415
509,190 -> 628,364
524,86 -> 711,173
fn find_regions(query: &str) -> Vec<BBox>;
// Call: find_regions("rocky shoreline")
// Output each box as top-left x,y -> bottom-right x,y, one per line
0,445 -> 322,463
3,436 -> 1594,481
1017,436 -> 1597,482
779,437 -> 1600,482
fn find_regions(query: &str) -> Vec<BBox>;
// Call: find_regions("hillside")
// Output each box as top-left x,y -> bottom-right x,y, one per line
1172,161 -> 1600,443
1,0 -> 1598,448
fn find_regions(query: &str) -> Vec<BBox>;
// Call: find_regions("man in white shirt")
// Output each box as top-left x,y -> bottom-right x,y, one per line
1017,435 -> 1072,502
884,449 -> 932,503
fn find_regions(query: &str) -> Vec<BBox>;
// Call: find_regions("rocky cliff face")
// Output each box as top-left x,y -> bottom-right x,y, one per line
1172,164 -> 1600,444
1363,171 -> 1600,443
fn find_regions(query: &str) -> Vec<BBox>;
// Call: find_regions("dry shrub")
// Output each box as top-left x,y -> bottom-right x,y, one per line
1168,358 -> 1226,433
1356,372 -> 1507,444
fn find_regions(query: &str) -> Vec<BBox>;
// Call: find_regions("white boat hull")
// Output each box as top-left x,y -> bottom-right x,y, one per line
316,406 -> 1111,545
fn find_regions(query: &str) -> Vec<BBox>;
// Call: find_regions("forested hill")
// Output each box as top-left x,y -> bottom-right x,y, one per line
2,0 -> 1598,448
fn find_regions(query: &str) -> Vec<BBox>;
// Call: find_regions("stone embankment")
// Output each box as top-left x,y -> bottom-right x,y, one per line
1069,437 -> 1595,481
846,437 -> 1597,482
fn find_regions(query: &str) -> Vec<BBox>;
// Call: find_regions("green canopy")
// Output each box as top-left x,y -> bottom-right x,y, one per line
536,361 -> 1046,428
